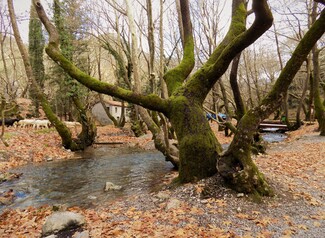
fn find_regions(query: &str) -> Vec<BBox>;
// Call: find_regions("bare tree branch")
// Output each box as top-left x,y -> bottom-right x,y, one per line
33,0 -> 168,114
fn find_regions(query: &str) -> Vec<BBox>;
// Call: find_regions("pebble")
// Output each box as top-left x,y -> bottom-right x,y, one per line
87,195 -> 97,200
237,193 -> 244,198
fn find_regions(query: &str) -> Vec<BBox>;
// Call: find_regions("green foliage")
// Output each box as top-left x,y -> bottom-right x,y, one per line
28,6 -> 45,84
50,0 -> 91,119
28,4 -> 45,117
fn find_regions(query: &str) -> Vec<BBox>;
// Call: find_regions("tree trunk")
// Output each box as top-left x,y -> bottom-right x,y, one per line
312,47 -> 325,135
306,73 -> 315,121
218,80 -> 230,115
252,48 -> 262,104
34,0 -> 325,196
218,111 -> 273,196
0,99 -> 16,147
146,0 -> 155,94
273,22 -> 290,125
230,53 -> 246,120
72,96 -> 97,148
159,0 -> 168,99
219,8 -> 325,195
169,98 -> 222,182
311,3 -> 325,135
243,51 -> 254,109
0,33 -> 12,98
125,0 -> 179,167
295,57 -> 311,128
99,94 -> 118,126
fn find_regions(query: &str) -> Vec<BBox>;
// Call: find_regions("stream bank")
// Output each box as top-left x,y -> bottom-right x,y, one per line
0,124 -> 324,237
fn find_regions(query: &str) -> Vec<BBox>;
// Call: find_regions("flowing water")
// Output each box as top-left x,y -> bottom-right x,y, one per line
1,132 -> 286,212
221,132 -> 287,150
261,132 -> 287,143
0,146 -> 173,212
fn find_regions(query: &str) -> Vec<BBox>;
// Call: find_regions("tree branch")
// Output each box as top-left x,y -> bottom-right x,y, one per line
32,0 -> 168,114
185,0 -> 273,102
163,0 -> 195,96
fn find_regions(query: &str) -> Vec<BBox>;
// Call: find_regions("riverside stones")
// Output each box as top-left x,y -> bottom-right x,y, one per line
42,211 -> 85,236
104,182 -> 122,191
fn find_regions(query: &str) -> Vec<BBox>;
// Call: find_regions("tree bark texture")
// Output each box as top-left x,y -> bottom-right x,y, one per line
312,48 -> 325,135
168,97 -> 221,182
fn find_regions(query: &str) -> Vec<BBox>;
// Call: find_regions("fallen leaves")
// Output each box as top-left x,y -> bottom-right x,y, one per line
0,127 -> 73,172
0,124 -> 324,237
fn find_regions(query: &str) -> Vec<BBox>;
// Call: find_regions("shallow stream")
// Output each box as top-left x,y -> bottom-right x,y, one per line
262,131 -> 287,143
0,132 -> 286,212
0,146 -> 173,212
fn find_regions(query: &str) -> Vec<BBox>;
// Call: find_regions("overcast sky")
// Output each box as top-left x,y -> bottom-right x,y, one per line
13,0 -> 52,42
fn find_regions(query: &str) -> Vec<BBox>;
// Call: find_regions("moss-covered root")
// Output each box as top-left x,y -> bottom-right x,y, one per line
218,153 -> 274,197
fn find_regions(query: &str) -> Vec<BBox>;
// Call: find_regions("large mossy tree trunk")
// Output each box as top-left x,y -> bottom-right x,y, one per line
169,97 -> 222,182
34,0 -> 272,189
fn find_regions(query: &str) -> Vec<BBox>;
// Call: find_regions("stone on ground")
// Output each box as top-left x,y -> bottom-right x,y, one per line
42,211 -> 85,236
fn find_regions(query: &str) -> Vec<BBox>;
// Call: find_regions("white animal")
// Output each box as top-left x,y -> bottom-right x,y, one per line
32,119 -> 51,129
16,119 -> 36,128
16,119 -> 51,129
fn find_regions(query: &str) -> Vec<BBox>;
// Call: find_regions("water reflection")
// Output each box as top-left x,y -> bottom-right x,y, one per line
221,132 -> 287,151
1,147 -> 173,212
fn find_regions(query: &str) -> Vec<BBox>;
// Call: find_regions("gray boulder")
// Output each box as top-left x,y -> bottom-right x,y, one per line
42,211 -> 85,236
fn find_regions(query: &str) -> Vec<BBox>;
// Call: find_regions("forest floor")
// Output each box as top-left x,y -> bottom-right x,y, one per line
0,122 -> 324,237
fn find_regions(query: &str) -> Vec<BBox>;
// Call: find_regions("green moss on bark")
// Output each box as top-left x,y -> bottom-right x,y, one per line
218,148 -> 273,196
164,37 -> 195,95
168,96 -> 222,182
218,110 -> 273,196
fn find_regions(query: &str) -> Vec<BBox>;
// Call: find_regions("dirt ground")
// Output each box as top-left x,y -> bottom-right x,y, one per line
0,123 -> 324,237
